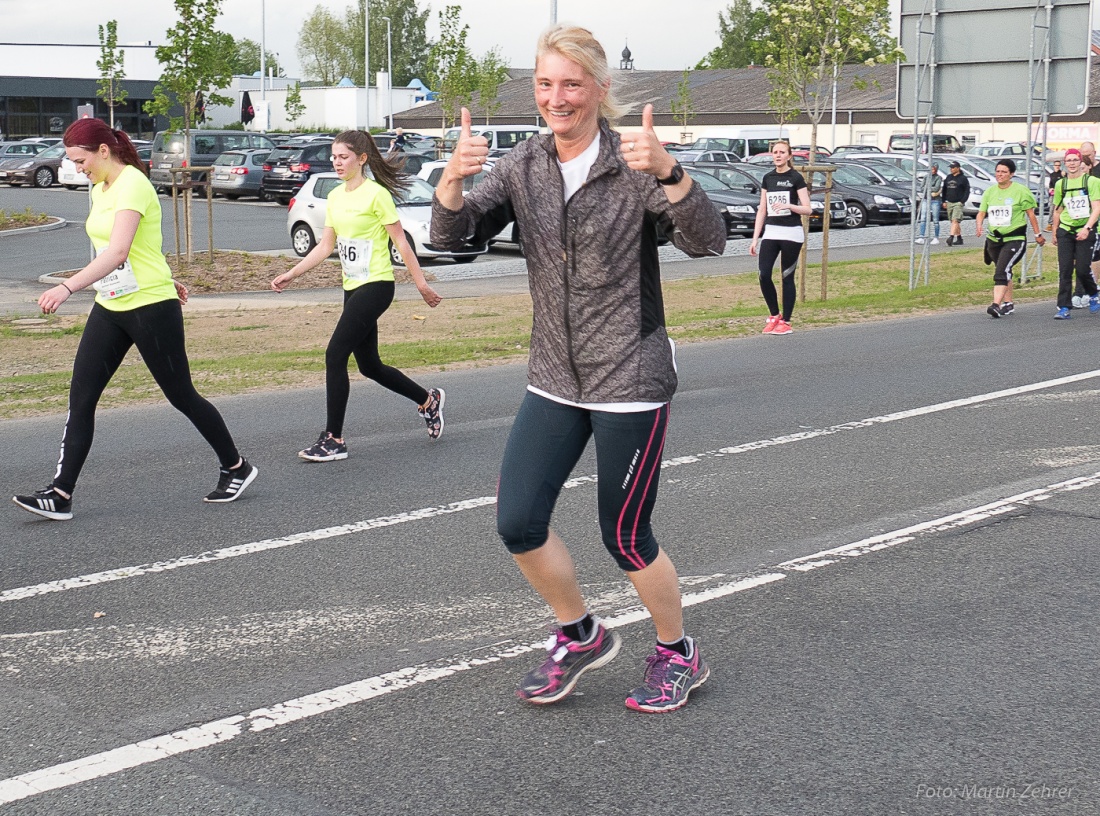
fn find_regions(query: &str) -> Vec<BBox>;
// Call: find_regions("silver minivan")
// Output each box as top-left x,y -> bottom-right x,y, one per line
442,125 -> 540,158
150,129 -> 275,190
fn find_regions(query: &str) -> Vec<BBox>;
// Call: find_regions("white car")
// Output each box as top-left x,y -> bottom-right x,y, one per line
286,173 -> 488,264
416,159 -> 522,252
58,156 -> 90,189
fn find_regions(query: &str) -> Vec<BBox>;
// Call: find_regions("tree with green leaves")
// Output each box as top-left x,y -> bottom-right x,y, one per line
352,0 -> 431,87
228,37 -> 284,78
696,0 -> 768,69
97,20 -> 128,130
670,70 -> 695,141
425,5 -> 478,128
285,81 -> 306,126
761,0 -> 903,157
144,0 -> 234,261
474,48 -> 510,124
296,6 -> 355,85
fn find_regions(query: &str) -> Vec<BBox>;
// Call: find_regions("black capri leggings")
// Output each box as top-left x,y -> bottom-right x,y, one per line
53,299 -> 239,494
758,238 -> 802,320
326,281 -> 429,438
985,239 -> 1027,286
496,390 -> 670,572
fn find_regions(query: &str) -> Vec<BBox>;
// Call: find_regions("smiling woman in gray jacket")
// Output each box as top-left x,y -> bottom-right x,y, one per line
431,23 -> 726,714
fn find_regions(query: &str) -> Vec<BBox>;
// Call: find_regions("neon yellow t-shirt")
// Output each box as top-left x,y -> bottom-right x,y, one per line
323,178 -> 399,290
85,164 -> 176,311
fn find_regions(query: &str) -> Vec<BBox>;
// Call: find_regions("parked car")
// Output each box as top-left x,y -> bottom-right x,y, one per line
20,136 -> 63,146
683,167 -> 757,237
967,141 -> 1029,159
287,172 -> 488,263
0,142 -> 66,187
690,162 -> 847,230
261,139 -> 334,204
211,148 -> 273,200
831,145 -> 884,156
0,141 -> 47,161
806,165 -> 913,228
887,133 -> 965,153
150,129 -> 275,190
137,146 -> 153,174
675,150 -> 741,164
831,159 -> 914,194
58,156 -> 89,189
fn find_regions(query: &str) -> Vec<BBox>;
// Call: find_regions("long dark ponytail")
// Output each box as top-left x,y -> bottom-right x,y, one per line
333,130 -> 408,197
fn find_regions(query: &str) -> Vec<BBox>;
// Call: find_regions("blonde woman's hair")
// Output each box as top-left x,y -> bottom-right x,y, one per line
535,24 -> 627,123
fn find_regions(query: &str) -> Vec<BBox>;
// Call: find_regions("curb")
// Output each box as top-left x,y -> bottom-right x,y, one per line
38,270 -> 80,286
0,217 -> 67,237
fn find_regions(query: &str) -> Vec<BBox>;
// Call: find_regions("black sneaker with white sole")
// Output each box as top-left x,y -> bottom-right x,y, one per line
999,301 -> 1015,315
204,459 -> 259,503
13,487 -> 73,520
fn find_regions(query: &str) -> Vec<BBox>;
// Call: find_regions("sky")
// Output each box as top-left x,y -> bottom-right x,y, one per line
0,0 -> 905,81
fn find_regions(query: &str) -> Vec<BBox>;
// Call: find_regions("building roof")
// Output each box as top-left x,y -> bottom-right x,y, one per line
395,61 -> 1100,130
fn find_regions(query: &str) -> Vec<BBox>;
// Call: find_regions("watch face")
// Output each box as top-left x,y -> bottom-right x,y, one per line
659,163 -> 683,185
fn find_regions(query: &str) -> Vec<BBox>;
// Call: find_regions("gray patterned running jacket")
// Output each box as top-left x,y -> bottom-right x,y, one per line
430,120 -> 727,404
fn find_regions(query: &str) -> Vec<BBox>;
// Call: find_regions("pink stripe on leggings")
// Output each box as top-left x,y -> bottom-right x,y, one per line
616,404 -> 668,571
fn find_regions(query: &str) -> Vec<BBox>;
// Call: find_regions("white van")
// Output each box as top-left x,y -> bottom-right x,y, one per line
442,125 -> 541,158
689,127 -> 788,160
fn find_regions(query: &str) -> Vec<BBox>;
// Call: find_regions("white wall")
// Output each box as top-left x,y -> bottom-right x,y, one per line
201,76 -> 423,131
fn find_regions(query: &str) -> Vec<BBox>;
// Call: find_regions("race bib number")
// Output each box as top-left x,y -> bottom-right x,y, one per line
92,250 -> 140,299
987,204 -> 1012,228
337,236 -> 373,280
1065,193 -> 1090,221
766,190 -> 791,217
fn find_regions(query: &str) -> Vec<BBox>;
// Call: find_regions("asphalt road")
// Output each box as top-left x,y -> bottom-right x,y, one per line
2,307 -> 1098,814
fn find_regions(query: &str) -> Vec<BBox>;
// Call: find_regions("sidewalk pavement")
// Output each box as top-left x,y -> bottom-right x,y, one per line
0,237 -> 931,318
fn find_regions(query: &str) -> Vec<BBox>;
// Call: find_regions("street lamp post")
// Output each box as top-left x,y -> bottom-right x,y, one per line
382,17 -> 393,130
260,0 -> 266,100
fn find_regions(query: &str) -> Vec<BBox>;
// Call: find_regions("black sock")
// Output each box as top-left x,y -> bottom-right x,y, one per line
562,614 -> 594,643
659,636 -> 692,658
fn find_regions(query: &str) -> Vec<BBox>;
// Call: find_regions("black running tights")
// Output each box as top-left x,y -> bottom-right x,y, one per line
54,299 -> 240,494
758,239 -> 802,320
326,282 -> 428,438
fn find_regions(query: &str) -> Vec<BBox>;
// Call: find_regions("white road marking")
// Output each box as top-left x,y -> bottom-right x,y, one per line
5,369 -> 1100,605
5,466 -> 1099,804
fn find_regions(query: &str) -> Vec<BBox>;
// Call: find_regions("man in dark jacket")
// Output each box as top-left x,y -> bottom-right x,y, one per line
942,161 -> 971,246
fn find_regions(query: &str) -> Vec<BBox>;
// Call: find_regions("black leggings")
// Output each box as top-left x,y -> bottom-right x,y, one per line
1056,228 -> 1099,308
54,299 -> 239,494
496,390 -> 669,572
326,282 -> 428,437
758,239 -> 801,320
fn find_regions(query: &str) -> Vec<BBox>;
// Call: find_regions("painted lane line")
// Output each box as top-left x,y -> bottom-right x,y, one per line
0,573 -> 785,805
6,466 -> 1100,804
5,369 -> 1100,606
0,496 -> 497,604
780,471 -> 1100,573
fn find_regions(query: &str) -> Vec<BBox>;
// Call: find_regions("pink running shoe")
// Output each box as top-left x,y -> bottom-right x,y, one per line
517,623 -> 622,704
625,640 -> 710,713
762,314 -> 781,334
770,318 -> 792,335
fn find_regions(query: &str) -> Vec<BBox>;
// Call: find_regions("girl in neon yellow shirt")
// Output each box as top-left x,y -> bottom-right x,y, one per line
12,119 -> 257,521
271,130 -> 444,462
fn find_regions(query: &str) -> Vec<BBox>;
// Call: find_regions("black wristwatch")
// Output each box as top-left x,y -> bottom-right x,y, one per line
657,162 -> 684,186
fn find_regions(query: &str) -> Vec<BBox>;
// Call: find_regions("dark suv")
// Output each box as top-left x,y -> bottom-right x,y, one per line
261,140 -> 334,204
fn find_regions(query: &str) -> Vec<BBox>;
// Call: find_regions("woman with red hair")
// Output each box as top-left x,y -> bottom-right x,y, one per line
12,119 -> 258,521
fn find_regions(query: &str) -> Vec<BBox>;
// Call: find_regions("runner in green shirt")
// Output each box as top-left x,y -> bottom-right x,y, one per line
13,119 -> 257,521
1050,148 -> 1100,318
271,130 -> 445,462
975,159 -> 1046,318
